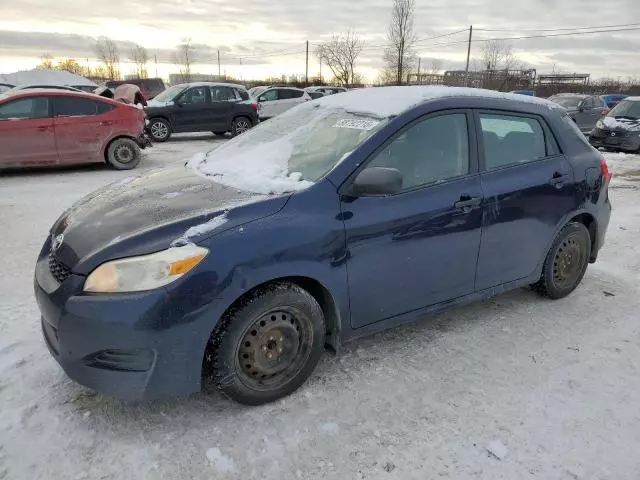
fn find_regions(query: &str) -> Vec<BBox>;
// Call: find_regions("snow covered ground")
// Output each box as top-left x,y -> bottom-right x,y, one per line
1,137 -> 640,479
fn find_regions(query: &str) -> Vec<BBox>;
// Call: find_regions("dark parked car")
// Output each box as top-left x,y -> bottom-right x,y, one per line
601,94 -> 627,109
105,78 -> 165,100
589,96 -> 640,152
35,87 -> 612,405
144,82 -> 258,141
548,93 -> 608,134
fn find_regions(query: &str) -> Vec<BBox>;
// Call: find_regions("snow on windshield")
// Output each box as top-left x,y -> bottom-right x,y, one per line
188,103 -> 384,194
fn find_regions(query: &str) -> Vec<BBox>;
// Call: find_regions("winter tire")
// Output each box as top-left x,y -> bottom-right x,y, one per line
106,138 -> 141,170
534,222 -> 591,299
205,283 -> 325,405
148,118 -> 171,142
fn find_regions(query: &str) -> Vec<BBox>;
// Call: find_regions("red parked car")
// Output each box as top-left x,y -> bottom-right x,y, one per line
0,89 -> 150,170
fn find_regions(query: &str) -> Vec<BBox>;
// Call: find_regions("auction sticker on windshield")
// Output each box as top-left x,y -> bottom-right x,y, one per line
333,118 -> 380,130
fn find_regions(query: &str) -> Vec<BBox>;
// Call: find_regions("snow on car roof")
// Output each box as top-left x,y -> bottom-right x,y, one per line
172,81 -> 247,90
313,86 -> 558,118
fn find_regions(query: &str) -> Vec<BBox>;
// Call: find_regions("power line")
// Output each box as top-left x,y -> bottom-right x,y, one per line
474,22 -> 640,33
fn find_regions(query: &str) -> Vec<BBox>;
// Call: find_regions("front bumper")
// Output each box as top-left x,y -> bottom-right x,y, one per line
137,131 -> 153,149
34,251 -> 210,401
589,130 -> 640,152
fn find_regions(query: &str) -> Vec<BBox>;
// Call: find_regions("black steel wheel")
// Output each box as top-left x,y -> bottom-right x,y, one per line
205,283 -> 325,405
106,138 -> 141,170
534,222 -> 591,299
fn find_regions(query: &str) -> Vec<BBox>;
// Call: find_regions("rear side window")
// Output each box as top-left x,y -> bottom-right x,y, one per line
96,101 -> 114,114
210,86 -> 236,102
235,89 -> 249,101
480,113 -> 547,170
0,97 -> 49,119
55,97 -> 103,116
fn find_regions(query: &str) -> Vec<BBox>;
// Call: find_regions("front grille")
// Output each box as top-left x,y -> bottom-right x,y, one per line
48,254 -> 72,283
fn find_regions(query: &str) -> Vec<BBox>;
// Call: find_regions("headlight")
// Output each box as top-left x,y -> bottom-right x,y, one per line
84,244 -> 208,293
596,119 -> 604,129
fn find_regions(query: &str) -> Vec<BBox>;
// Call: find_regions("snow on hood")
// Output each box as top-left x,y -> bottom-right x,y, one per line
601,116 -> 640,132
313,85 -> 559,118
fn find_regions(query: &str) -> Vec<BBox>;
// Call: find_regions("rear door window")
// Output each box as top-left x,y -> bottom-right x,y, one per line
209,86 -> 236,102
54,97 -> 103,116
280,89 -> 304,99
0,97 -> 50,119
235,89 -> 249,101
479,113 -> 548,170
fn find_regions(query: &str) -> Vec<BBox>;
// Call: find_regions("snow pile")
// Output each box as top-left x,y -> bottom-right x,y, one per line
188,138 -> 313,194
0,68 -> 96,87
602,116 -> 640,132
486,440 -> 509,460
313,85 -> 559,118
205,447 -> 237,473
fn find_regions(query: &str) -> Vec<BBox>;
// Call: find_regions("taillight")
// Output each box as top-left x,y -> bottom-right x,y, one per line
251,102 -> 258,112
601,158 -> 613,183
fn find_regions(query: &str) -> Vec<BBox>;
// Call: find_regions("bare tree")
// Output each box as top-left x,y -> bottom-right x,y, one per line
96,37 -> 120,79
174,38 -> 194,83
479,39 -> 516,71
383,0 -> 417,85
315,31 -> 363,86
38,54 -> 54,70
129,45 -> 149,79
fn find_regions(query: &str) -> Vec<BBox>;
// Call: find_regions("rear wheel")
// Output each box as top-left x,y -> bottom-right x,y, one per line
533,222 -> 591,299
231,117 -> 252,136
205,283 -> 325,405
148,118 -> 171,142
106,138 -> 141,170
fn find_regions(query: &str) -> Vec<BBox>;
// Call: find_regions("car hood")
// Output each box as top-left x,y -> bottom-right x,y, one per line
50,167 -> 289,274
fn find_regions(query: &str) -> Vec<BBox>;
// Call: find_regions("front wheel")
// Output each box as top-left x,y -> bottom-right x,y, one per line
205,283 -> 325,405
533,222 -> 591,299
148,118 -> 171,142
106,138 -> 141,170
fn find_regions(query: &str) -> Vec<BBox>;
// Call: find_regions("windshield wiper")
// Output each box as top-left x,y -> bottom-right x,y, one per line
614,115 -> 638,120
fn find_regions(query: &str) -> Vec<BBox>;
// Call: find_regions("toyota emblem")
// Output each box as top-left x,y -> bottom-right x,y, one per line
51,234 -> 64,252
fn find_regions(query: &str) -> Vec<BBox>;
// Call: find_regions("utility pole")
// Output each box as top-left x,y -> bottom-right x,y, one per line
154,54 -> 158,78
217,49 -> 221,79
319,58 -> 322,83
416,57 -> 421,85
305,40 -> 309,85
465,25 -> 473,86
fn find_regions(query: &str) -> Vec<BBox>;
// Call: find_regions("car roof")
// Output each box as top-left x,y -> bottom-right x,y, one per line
621,96 -> 640,101
171,81 -> 248,90
0,88 -> 120,105
550,93 -> 588,97
312,86 -> 559,119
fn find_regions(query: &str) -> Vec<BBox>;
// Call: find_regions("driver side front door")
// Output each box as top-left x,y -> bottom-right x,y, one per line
172,86 -> 211,131
341,111 -> 483,329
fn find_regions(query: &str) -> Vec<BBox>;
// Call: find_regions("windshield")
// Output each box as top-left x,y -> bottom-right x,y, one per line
152,85 -> 185,102
608,100 -> 640,119
189,103 -> 387,194
549,96 -> 583,108
0,85 -> 11,94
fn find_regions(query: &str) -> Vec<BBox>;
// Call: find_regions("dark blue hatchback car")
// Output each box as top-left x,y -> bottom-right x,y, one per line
35,87 -> 612,405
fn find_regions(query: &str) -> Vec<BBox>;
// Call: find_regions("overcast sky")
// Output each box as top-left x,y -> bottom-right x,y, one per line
1,0 -> 639,81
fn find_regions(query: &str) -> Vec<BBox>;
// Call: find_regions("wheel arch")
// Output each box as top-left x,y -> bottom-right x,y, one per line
568,212 -> 598,257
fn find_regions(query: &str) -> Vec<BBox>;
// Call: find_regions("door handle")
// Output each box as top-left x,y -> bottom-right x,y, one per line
454,195 -> 482,211
549,172 -> 569,187
36,125 -> 50,131
100,121 -> 113,126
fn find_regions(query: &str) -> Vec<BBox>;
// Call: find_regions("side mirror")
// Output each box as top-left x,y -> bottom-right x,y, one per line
349,167 -> 403,196
258,96 -> 266,102
577,102 -> 585,112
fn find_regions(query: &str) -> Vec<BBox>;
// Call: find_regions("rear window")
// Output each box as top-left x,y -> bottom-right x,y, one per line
235,89 -> 249,101
549,96 -> 583,109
